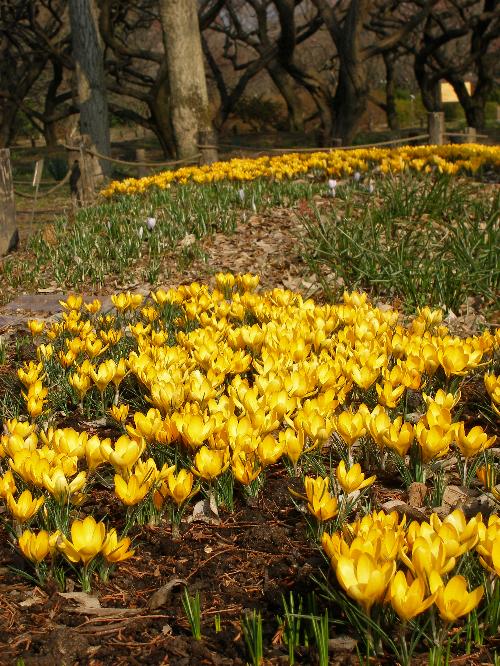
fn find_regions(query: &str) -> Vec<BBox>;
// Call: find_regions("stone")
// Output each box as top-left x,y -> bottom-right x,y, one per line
461,493 -> 498,520
441,484 -> 470,509
381,499 -> 427,522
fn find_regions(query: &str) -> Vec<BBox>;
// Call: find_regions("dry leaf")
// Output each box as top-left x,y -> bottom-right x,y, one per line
188,494 -> 220,525
58,591 -> 141,616
148,577 -> 187,610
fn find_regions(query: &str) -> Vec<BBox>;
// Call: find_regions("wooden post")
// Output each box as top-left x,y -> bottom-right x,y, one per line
465,126 -> 477,144
66,133 -> 105,207
136,148 -> 147,178
198,130 -> 219,165
0,149 -> 19,255
428,112 -> 444,145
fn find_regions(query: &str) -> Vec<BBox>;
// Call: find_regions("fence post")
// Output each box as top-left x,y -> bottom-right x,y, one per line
0,149 -> 19,256
428,112 -> 444,145
198,130 -> 219,165
465,126 -> 477,144
66,133 -> 104,207
136,148 -> 147,178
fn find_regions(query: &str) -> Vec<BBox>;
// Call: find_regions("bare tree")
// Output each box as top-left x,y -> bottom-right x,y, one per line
0,0 -> 70,146
69,0 -> 111,172
159,0 -> 218,159
204,1 -> 324,132
412,0 -> 499,130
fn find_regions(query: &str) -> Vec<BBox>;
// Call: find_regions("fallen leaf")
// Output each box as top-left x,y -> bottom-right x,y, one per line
58,592 -> 101,609
188,494 -> 220,525
58,591 -> 141,616
148,577 -> 187,610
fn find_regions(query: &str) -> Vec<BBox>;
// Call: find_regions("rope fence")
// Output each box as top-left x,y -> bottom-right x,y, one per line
6,122 -> 491,206
60,144 -> 201,168
198,133 -> 432,154
444,132 -> 488,139
13,169 -> 71,200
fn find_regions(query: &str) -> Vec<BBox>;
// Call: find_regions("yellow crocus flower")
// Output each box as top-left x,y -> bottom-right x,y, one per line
410,535 -> 456,580
90,359 -> 116,393
102,435 -> 145,475
18,530 -> 51,563
126,409 -> 163,443
455,423 -> 496,459
166,468 -> 196,504
304,476 -> 338,521
114,474 -> 150,506
7,490 -> 44,522
177,413 -> 216,449
257,433 -> 285,466
69,371 -> 92,401
279,428 -> 305,466
387,571 -> 436,621
336,460 -> 375,495
376,381 -> 405,408
17,361 -> 45,387
231,451 -> 261,485
335,552 -> 395,613
335,409 -> 366,447
102,529 -> 135,563
43,469 -> 87,502
58,516 -> 106,565
429,572 -> 483,623
192,446 -> 229,480
0,470 -> 17,498
415,422 -> 451,463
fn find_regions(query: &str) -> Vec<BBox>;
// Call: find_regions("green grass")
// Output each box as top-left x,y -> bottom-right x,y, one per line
2,180 -> 325,300
2,173 -> 498,316
301,174 -> 499,313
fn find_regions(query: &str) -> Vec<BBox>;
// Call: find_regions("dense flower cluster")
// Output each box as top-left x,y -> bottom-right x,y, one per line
322,508 -> 497,622
1,276 -> 498,603
101,144 -> 500,198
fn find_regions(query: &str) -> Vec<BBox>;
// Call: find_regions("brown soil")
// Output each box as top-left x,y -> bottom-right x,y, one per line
0,472 -> 342,666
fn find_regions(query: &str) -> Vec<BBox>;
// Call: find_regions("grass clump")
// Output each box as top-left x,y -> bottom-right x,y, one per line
301,174 -> 499,312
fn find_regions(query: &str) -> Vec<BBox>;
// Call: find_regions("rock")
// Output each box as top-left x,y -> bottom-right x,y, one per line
408,482 -> 428,508
381,499 -> 427,522
329,636 -> 357,652
441,485 -> 470,509
461,493 -> 498,520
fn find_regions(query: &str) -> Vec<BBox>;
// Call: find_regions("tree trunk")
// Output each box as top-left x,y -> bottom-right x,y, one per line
0,149 -> 18,255
331,63 -> 368,145
159,0 -> 217,161
313,0 -> 371,145
267,62 -> 304,132
383,52 -> 399,131
414,49 -> 442,113
331,1 -> 370,144
149,63 -> 177,158
0,101 -> 19,149
69,0 -> 111,177
43,60 -> 64,147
